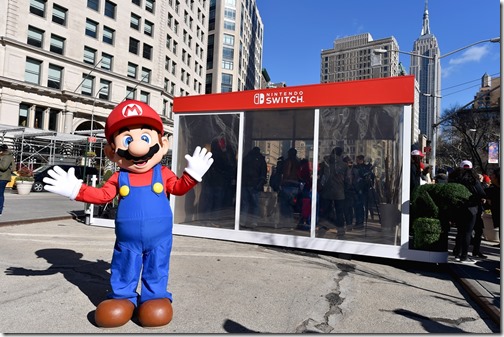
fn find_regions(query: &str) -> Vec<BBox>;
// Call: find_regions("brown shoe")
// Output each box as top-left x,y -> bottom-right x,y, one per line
138,298 -> 173,327
94,298 -> 135,328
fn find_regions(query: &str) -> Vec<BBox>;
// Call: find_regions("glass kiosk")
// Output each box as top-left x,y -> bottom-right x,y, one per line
92,76 -> 447,263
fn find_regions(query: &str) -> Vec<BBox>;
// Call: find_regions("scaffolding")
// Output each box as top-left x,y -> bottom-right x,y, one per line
0,124 -> 107,181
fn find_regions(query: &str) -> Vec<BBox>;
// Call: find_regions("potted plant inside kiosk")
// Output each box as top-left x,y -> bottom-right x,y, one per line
377,155 -> 401,231
410,183 -> 472,251
15,166 -> 35,195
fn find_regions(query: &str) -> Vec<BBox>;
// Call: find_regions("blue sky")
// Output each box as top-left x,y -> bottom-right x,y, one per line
256,0 -> 501,113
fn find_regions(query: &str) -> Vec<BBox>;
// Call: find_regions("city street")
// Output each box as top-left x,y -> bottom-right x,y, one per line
0,192 -> 499,333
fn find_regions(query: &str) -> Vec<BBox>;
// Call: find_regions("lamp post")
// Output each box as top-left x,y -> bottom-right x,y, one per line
373,37 -> 500,175
89,86 -> 108,150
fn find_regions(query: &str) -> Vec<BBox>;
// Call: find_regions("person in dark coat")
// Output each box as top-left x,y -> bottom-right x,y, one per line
448,160 -> 486,263
241,147 -> 267,225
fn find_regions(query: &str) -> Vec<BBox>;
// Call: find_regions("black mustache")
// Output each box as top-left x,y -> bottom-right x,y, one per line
116,143 -> 160,161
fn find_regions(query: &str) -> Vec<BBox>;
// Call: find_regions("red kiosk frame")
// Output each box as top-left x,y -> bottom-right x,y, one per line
173,76 -> 446,262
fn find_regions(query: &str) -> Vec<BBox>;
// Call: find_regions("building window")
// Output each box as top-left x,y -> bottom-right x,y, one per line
87,0 -> 99,11
99,79 -> 111,100
222,60 -> 233,70
81,75 -> 94,96
141,67 -> 151,83
50,34 -> 65,54
48,110 -> 58,131
25,57 -> 42,84
19,104 -> 30,127
127,62 -> 137,78
223,47 -> 233,60
30,0 -> 46,17
101,53 -> 113,70
52,4 -> 67,25
34,106 -> 44,129
27,26 -> 44,48
103,26 -> 114,44
144,20 -> 153,36
125,86 -> 136,99
47,64 -> 63,89
145,0 -> 155,13
167,14 -> 173,28
84,46 -> 96,64
129,37 -> 140,54
165,56 -> 170,71
143,43 -> 152,60
85,19 -> 98,38
131,13 -> 140,30
132,0 -> 140,5
224,8 -> 235,20
104,0 -> 116,18
166,34 -> 172,48
221,73 -> 232,92
140,91 -> 150,104
223,21 -> 235,30
223,34 -> 234,46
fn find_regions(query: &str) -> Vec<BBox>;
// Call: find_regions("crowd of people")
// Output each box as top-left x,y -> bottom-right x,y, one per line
411,149 -> 500,263
271,146 -> 375,236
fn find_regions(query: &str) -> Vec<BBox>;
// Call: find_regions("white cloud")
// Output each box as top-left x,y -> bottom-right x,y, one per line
447,45 -> 489,65
441,65 -> 455,79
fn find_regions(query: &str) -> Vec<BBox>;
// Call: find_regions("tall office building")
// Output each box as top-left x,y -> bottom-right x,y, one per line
319,33 -> 405,163
0,0 -> 209,146
409,0 -> 441,141
205,0 -> 263,93
320,33 -> 400,83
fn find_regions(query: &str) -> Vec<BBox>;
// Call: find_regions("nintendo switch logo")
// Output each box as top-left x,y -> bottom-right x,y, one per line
254,93 -> 265,105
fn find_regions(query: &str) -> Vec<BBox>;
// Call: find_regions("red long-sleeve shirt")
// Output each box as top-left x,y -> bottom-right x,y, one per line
75,166 -> 197,204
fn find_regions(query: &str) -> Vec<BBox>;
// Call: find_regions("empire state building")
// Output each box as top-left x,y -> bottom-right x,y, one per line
409,0 -> 441,142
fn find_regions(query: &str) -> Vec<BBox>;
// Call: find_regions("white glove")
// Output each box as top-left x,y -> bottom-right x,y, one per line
43,166 -> 83,200
184,146 -> 214,182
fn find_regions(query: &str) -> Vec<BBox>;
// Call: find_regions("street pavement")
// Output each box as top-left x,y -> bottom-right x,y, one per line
0,190 -> 500,333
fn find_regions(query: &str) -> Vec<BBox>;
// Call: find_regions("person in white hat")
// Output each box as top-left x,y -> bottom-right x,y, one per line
448,160 -> 486,263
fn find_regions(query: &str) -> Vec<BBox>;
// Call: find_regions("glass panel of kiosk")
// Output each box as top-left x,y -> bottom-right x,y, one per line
173,105 -> 403,246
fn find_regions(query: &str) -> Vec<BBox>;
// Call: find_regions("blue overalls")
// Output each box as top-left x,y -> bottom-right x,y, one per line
109,164 -> 173,306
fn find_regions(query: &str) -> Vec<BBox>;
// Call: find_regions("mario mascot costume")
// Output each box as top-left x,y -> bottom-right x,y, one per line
43,100 -> 213,328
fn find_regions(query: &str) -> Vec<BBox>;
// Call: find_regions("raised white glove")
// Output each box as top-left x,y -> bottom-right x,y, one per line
43,166 -> 83,200
184,146 -> 214,182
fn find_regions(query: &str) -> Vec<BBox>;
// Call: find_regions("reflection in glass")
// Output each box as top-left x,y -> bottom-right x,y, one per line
316,105 -> 403,245
238,109 -> 314,237
174,105 -> 404,246
174,114 -> 239,229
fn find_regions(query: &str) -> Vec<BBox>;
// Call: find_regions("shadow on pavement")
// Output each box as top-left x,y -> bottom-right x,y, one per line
5,248 -> 111,311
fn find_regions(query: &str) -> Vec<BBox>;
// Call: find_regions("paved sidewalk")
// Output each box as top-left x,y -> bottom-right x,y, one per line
446,231 -> 501,325
0,190 -> 500,330
0,189 -> 84,225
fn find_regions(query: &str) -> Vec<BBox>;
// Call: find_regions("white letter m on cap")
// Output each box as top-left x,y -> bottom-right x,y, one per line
122,103 -> 143,117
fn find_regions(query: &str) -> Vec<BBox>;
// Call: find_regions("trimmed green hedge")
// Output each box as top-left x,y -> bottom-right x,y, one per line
413,217 -> 442,248
410,183 -> 472,249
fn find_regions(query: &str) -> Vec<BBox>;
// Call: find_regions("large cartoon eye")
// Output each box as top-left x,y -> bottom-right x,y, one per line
122,135 -> 133,147
140,133 -> 152,143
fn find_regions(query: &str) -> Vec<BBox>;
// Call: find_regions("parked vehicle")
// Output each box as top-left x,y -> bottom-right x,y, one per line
15,165 -> 99,192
